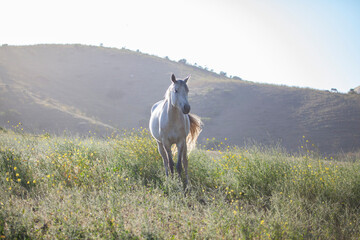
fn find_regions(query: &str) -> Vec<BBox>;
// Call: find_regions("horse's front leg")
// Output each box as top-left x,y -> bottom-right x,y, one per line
176,141 -> 186,176
157,141 -> 169,176
182,143 -> 189,186
164,143 -> 175,175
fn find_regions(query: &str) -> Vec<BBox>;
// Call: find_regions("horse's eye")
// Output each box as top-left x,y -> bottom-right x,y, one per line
174,89 -> 178,93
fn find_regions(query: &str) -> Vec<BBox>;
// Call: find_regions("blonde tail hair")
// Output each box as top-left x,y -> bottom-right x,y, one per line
186,113 -> 203,153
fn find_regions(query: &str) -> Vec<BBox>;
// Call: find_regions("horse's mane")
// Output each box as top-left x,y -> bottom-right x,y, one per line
164,88 -> 170,100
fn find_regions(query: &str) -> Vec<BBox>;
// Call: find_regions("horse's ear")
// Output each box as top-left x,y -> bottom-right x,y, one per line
171,74 -> 177,83
184,75 -> 191,83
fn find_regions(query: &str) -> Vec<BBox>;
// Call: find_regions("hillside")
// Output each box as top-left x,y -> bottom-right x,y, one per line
1,44 -> 360,153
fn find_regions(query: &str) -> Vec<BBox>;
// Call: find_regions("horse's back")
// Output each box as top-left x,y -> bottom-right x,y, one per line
149,100 -> 164,142
151,100 -> 163,114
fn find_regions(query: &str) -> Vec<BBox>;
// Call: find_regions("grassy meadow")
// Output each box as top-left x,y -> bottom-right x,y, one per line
1,126 -> 360,239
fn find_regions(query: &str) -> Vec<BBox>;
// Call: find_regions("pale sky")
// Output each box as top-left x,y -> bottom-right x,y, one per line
1,0 -> 359,92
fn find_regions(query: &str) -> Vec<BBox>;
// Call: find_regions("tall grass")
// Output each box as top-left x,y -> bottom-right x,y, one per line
1,128 -> 360,239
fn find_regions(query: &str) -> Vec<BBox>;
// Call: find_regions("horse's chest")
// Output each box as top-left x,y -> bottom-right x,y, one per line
160,116 -> 189,144
167,126 -> 185,141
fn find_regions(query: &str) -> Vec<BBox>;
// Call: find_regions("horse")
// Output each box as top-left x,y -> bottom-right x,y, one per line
149,74 -> 203,185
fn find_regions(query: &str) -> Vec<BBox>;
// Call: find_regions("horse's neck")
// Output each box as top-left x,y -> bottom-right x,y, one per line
165,98 -> 182,121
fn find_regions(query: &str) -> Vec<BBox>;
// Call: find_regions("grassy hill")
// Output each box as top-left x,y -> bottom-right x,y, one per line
1,44 -> 360,154
1,129 -> 360,239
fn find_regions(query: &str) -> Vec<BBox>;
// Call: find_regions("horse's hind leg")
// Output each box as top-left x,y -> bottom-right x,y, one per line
157,141 -> 169,176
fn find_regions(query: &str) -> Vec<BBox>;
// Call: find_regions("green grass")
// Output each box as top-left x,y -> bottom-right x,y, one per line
1,128 -> 360,239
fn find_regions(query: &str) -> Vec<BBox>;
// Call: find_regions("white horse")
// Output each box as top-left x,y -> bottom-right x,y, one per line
149,74 -> 203,185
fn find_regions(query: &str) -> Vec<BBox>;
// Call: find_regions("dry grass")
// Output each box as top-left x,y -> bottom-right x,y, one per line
1,127 -> 360,239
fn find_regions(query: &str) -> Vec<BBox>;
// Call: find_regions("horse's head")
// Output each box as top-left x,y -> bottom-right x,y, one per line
169,74 -> 191,114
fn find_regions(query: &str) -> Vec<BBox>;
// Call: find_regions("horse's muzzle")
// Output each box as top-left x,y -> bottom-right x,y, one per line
183,104 -> 191,114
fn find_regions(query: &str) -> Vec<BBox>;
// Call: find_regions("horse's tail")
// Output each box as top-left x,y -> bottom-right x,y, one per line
186,113 -> 203,153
